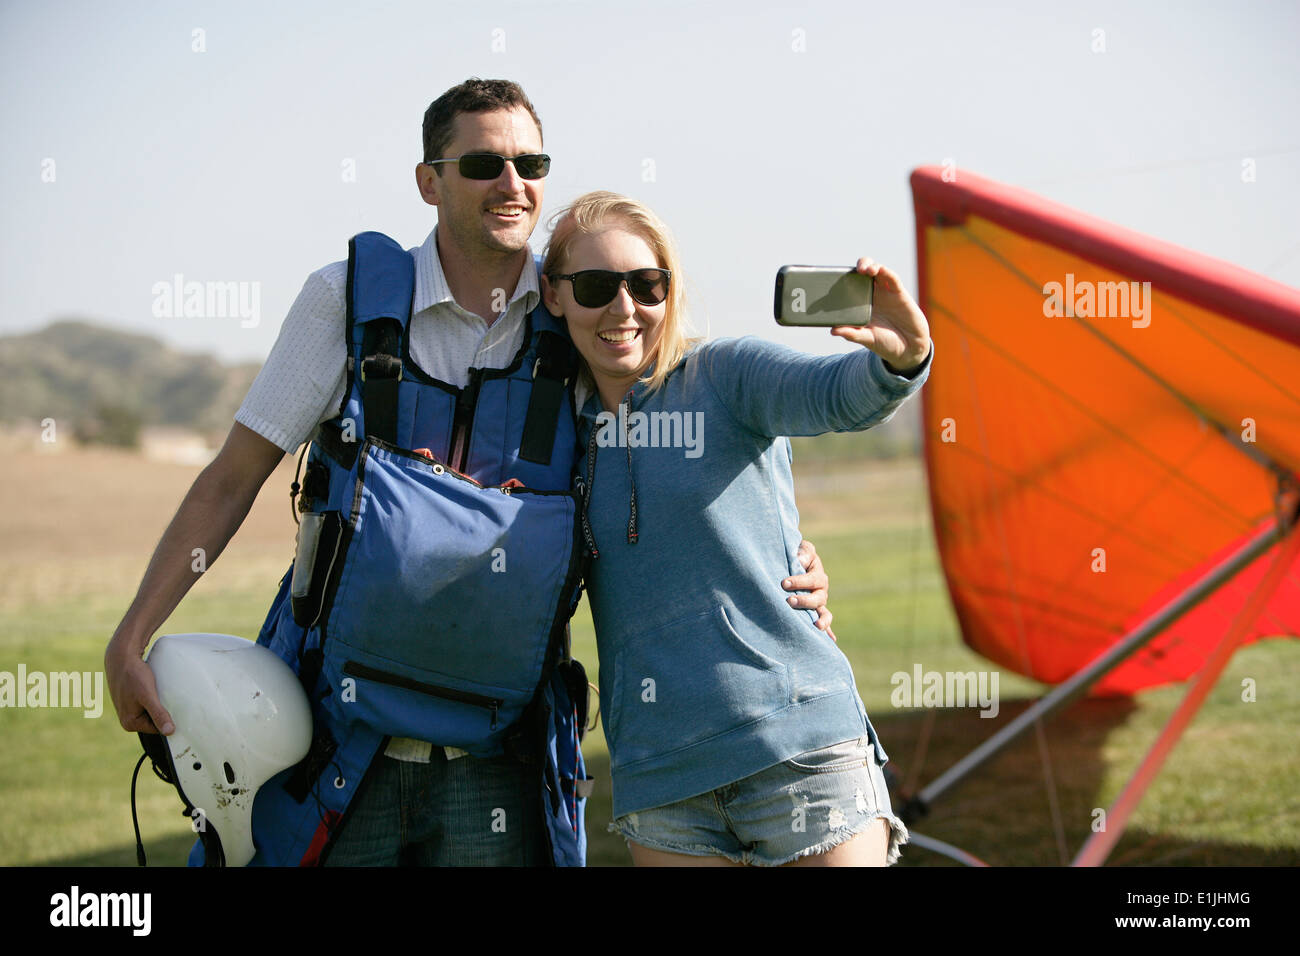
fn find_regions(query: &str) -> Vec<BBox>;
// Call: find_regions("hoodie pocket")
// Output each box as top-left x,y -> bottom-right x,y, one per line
606,604 -> 790,770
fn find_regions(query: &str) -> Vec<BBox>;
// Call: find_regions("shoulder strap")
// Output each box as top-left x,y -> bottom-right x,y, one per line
346,232 -> 415,446
519,317 -> 578,466
518,256 -> 579,466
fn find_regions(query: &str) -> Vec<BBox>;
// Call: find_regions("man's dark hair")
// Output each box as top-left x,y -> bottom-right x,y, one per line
422,78 -> 543,166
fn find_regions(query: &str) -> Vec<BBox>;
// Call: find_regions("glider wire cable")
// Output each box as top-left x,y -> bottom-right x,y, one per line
937,230 -> 1071,863
901,450 -> 937,800
929,417 -> 1257,688
958,225 -> 1297,487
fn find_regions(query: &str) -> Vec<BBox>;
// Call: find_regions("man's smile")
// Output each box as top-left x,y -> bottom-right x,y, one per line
486,204 -> 526,220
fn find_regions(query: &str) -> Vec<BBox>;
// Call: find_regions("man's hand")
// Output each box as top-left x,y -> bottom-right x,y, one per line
105,422 -> 284,735
783,539 -> 836,642
831,258 -> 931,374
105,640 -> 174,735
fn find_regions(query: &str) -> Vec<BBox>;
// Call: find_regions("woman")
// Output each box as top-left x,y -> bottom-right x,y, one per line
541,191 -> 931,866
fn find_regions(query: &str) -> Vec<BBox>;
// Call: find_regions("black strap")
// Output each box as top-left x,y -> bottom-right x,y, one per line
360,319 -> 403,446
345,232 -> 413,448
301,458 -> 330,503
130,751 -> 150,866
283,646 -> 337,805
283,728 -> 339,805
519,331 -> 577,465
314,420 -> 358,469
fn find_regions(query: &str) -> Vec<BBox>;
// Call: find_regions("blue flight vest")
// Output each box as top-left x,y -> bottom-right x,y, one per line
189,232 -> 591,867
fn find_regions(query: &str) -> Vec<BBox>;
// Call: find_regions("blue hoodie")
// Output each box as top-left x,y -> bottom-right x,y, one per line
576,335 -> 932,819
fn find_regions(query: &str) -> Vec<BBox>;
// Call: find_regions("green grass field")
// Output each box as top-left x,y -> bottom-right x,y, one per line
2,439 -> 1297,866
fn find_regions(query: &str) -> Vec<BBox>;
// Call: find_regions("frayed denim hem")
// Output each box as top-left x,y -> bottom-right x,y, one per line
757,809 -> 911,867
883,811 -> 910,865
607,820 -> 749,864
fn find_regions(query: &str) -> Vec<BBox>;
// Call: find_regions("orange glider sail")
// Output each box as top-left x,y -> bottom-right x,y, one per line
911,167 -> 1300,695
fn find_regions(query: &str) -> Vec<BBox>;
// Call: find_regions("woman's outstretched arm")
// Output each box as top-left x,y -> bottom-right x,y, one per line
696,258 -> 931,439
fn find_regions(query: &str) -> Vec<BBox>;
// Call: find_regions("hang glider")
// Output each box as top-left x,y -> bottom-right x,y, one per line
901,165 -> 1300,865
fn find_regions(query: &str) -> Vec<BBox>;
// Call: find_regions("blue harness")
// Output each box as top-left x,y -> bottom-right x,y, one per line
190,232 -> 591,866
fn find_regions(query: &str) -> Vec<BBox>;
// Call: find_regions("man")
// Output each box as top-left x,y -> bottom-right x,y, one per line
105,78 -> 834,866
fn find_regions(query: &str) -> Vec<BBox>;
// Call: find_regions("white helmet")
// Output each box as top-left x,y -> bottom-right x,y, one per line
136,633 -> 313,866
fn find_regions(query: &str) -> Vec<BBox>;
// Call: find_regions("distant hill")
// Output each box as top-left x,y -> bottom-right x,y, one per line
0,319 -> 923,457
0,321 -> 261,440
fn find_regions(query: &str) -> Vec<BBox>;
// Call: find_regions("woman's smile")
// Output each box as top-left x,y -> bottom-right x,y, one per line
545,226 -> 667,407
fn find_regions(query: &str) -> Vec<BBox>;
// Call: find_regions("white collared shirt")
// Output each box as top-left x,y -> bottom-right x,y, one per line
236,226 -> 539,454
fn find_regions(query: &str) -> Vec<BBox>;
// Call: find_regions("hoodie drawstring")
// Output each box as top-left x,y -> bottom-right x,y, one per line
580,394 -> 640,555
580,422 -> 600,560
625,432 -> 638,545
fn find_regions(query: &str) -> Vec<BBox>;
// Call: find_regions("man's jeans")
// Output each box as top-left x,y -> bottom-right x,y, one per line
323,748 -> 545,866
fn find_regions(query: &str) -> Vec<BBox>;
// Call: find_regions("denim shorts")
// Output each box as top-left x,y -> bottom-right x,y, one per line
609,735 -> 910,866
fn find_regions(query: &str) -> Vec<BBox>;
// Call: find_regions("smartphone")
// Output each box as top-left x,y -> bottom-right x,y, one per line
774,266 -> 873,327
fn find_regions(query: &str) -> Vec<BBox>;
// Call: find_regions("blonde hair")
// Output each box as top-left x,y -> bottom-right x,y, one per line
542,190 -> 698,394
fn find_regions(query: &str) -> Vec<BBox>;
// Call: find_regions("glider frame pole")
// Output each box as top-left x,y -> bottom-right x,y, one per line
902,511 -> 1293,823
1072,515 -> 1300,866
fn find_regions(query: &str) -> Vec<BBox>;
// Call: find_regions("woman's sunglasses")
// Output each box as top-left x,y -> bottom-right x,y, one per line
422,152 -> 551,180
548,269 -> 671,309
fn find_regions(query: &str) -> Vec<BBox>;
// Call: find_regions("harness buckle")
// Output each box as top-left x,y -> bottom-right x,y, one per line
360,355 -> 403,383
533,356 -> 570,387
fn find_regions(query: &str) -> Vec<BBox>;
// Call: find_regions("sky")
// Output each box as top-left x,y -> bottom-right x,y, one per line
3,0 -> 1298,363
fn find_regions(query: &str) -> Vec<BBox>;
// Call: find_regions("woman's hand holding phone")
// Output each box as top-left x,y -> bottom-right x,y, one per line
831,258 -> 931,375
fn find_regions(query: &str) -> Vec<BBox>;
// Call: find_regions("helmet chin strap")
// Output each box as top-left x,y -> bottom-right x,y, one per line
130,751 -> 149,867
132,732 -> 227,868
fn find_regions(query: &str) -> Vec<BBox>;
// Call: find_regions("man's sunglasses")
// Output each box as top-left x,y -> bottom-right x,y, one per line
548,269 -> 671,309
423,152 -> 551,180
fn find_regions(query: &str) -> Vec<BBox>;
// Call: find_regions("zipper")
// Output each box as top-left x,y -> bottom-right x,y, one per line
342,660 -> 502,730
450,367 -> 484,473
